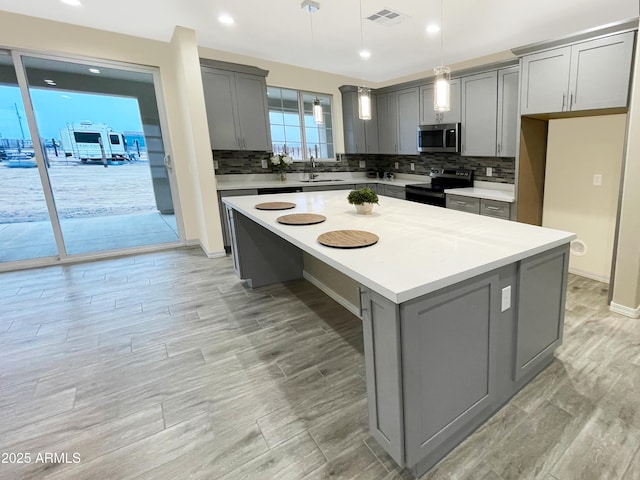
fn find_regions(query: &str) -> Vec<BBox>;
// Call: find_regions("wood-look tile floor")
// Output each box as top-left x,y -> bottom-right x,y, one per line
1,248 -> 639,480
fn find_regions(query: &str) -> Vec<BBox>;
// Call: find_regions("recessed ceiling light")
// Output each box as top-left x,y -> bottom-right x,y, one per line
89,68 -> 101,74
44,79 -> 55,84
61,95 -> 71,99
359,50 -> 371,59
46,81 -> 57,86
61,0 -> 82,6
426,24 -> 441,33
218,14 -> 234,25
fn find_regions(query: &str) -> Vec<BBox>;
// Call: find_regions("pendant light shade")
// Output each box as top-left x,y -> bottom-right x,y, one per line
434,65 -> 451,112
313,97 -> 324,124
358,87 -> 372,120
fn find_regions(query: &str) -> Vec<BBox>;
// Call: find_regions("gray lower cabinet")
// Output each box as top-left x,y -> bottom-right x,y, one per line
480,198 -> 511,220
302,183 -> 354,192
360,245 -> 569,476
355,183 -> 379,193
380,184 -> 406,199
520,31 -> 635,115
446,194 -> 480,214
201,64 -> 271,151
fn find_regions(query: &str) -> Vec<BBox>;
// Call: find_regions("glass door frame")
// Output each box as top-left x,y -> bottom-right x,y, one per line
2,48 -> 184,270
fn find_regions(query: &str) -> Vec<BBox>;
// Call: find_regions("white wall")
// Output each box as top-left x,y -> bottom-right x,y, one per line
612,31 -> 640,317
542,115 -> 626,283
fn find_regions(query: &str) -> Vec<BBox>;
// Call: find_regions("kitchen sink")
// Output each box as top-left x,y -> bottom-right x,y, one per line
299,179 -> 345,182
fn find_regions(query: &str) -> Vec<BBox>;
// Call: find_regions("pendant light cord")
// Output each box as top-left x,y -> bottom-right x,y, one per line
359,0 -> 364,51
440,0 -> 444,66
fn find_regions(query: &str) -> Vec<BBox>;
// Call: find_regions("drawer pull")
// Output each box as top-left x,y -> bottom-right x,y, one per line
486,206 -> 501,211
455,201 -> 467,205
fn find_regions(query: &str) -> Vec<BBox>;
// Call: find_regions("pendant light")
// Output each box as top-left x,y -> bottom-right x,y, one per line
357,0 -> 372,120
433,0 -> 450,112
358,87 -> 372,120
305,0 -> 324,124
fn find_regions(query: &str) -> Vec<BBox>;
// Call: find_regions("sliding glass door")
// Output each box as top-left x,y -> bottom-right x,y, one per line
0,51 -> 182,269
0,51 -> 58,263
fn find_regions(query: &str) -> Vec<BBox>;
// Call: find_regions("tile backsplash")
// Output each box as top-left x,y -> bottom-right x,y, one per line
213,150 -> 515,184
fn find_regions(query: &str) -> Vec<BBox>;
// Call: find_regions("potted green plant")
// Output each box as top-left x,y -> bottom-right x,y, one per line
347,188 -> 379,215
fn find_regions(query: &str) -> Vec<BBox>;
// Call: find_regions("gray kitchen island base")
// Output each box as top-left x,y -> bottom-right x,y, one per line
361,246 -> 568,476
223,200 -> 570,478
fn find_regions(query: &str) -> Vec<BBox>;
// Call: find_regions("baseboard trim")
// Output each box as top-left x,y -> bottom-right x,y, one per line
303,271 -> 362,319
186,239 -> 227,259
610,302 -> 640,319
568,267 -> 609,284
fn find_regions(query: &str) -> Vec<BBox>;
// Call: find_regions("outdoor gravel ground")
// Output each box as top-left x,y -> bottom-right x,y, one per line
0,156 -> 159,223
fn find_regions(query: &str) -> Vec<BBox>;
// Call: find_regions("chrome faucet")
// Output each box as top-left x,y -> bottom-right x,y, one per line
308,156 -> 318,181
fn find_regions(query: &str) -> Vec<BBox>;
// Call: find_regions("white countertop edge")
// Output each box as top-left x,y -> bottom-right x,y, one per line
222,196 -> 574,304
444,187 -> 516,203
216,175 -> 427,191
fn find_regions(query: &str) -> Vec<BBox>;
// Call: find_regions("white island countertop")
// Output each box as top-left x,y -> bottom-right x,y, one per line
223,191 -> 574,304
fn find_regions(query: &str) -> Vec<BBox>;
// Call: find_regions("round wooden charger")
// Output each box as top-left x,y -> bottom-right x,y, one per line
317,230 -> 379,249
277,213 -> 327,225
255,201 -> 296,211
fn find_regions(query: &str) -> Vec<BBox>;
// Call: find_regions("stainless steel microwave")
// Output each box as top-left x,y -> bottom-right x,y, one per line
418,123 -> 461,153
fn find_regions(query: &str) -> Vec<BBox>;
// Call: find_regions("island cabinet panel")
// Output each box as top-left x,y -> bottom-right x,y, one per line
401,272 -> 499,466
225,207 -> 303,287
361,288 -> 405,467
514,246 -> 569,380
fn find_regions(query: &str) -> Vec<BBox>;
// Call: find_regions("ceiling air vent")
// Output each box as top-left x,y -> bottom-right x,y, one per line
366,8 -> 409,26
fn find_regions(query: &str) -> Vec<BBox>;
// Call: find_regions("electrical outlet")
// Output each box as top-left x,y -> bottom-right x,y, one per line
486,167 -> 493,177
261,159 -> 268,169
395,162 -> 399,169
359,160 -> 366,168
213,160 -> 219,169
410,163 -> 415,171
501,286 -> 511,312
593,174 -> 602,186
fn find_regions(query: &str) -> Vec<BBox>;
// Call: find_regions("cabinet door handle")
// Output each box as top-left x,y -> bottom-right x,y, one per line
562,93 -> 566,111
497,143 -> 501,155
486,206 -> 501,211
570,92 -> 574,110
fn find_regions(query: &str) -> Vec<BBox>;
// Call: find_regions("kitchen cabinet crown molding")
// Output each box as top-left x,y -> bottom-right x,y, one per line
199,58 -> 269,78
511,17 -> 638,57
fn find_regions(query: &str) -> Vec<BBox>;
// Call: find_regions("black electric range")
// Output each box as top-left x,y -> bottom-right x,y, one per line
405,168 -> 473,207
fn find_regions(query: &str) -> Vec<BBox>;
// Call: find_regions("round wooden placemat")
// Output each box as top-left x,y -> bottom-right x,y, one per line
255,201 -> 296,211
317,230 -> 379,249
277,213 -> 327,225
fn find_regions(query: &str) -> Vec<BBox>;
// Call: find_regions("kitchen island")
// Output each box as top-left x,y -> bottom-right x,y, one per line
222,191 -> 575,477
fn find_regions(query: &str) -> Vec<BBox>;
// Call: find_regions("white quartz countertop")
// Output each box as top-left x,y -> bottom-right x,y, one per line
222,191 -> 575,304
216,173 -> 426,191
444,187 -> 516,203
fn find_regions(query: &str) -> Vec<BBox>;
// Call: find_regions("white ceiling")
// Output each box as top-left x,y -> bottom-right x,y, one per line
0,0 -> 637,83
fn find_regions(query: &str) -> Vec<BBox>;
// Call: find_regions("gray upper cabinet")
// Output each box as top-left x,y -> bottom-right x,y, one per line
419,79 -> 461,125
201,64 -> 271,151
496,67 -> 519,157
520,31 -> 635,115
376,87 -> 418,155
397,87 -> 419,155
340,87 -> 379,154
461,71 -> 498,157
377,92 -> 398,154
